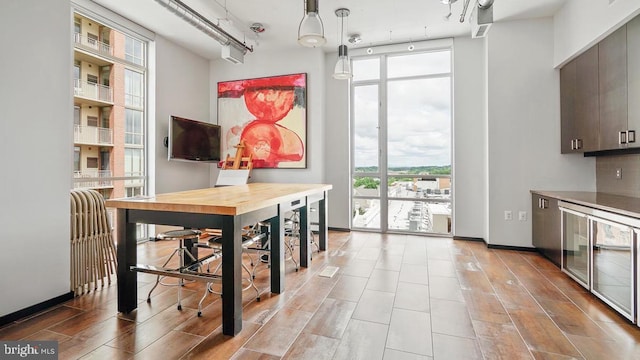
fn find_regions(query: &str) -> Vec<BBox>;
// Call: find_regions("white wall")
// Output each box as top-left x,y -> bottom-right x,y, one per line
452,37 -> 487,240
554,0 -> 640,67
487,18 -> 595,247
208,49 -> 327,195
154,36 -> 212,194
324,52 -> 351,229
0,0 -> 72,316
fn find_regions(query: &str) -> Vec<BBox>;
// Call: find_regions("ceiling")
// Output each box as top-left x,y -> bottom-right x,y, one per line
91,0 -> 567,60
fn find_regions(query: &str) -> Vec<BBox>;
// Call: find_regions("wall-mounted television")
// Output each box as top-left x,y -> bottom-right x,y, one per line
168,116 -> 221,162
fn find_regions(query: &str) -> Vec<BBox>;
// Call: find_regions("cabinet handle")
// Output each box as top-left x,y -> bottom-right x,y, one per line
628,130 -> 636,143
619,131 -> 627,144
576,139 -> 582,150
539,198 -> 547,209
543,199 -> 548,209
571,139 -> 575,150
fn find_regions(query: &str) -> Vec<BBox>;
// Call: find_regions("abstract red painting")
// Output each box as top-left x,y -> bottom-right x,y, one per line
217,73 -> 307,169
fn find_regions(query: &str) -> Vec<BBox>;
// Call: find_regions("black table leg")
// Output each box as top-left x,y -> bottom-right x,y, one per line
269,209 -> 285,293
221,215 -> 243,336
299,204 -> 310,268
117,209 -> 138,313
318,192 -> 328,251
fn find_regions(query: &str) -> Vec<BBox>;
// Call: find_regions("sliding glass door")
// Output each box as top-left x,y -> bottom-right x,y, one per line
352,49 -> 452,235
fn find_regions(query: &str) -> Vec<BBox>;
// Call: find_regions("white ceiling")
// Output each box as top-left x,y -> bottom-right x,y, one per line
91,0 -> 567,60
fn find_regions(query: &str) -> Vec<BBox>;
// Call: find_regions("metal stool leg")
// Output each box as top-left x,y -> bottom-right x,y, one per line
147,247 -> 181,303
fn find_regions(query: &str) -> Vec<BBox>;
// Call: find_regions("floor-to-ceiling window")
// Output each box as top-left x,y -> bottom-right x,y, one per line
352,46 -> 453,235
72,6 -> 150,241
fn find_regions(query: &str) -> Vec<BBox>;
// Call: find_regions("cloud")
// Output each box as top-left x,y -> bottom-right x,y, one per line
354,72 -> 452,168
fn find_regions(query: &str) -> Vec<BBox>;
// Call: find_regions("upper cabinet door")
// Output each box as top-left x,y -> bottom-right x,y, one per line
560,59 -> 577,154
575,46 -> 600,152
560,45 -> 599,153
627,16 -> 640,148
599,25 -> 628,150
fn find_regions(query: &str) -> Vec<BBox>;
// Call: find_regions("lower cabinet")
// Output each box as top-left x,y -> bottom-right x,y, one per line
532,194 -> 561,267
559,201 -> 640,323
560,206 -> 589,287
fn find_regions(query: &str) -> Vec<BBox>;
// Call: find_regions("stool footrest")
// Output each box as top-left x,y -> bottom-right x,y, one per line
132,264 -> 222,283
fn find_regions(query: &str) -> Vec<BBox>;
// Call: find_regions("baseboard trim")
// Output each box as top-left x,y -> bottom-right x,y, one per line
487,244 -> 537,252
453,236 -> 485,243
0,292 -> 74,327
328,227 -> 350,232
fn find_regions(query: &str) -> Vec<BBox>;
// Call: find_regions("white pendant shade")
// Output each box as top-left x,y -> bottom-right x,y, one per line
298,0 -> 326,47
333,9 -> 351,80
333,57 -> 352,79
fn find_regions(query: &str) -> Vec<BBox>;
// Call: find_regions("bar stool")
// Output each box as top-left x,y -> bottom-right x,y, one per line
195,231 -> 262,316
245,220 -> 300,278
147,229 -> 201,310
286,208 -> 319,260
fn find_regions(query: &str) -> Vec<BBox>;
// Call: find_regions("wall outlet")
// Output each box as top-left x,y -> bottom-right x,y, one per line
616,168 -> 622,179
518,211 -> 527,221
504,210 -> 513,221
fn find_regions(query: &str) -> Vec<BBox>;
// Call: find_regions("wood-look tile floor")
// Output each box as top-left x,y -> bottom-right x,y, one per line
2,231 -> 640,359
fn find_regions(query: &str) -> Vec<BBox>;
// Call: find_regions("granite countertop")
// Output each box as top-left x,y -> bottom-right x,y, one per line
531,191 -> 640,219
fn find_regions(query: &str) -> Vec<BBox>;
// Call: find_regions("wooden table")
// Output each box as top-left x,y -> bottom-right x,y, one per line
105,183 -> 332,336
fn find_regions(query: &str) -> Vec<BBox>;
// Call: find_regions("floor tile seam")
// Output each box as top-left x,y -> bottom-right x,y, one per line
490,249 -> 586,359
384,344 -> 431,359
533,264 -> 628,338
466,247 -> 538,360
268,306 -> 342,359
10,305 -> 86,338
240,308 -> 316,358
240,246 -> 348,358
43,312 -> 138,353
163,329 -> 207,358
509,252 -> 621,344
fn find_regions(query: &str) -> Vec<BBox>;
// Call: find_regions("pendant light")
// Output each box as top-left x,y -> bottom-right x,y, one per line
333,8 -> 352,80
298,0 -> 326,47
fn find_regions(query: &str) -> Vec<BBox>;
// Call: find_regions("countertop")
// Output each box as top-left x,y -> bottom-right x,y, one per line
531,191 -> 640,219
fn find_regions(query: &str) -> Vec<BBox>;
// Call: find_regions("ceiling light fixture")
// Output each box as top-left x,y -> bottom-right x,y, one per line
154,0 -> 253,58
333,8 -> 352,80
348,34 -> 362,45
298,0 -> 327,47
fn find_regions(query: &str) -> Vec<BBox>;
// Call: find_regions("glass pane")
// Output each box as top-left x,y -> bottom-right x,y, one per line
562,211 -> 589,286
353,176 -> 381,196
387,77 -> 451,170
388,51 -> 451,78
388,200 -> 451,234
353,84 -> 379,172
353,198 -> 380,230
352,58 -> 380,81
592,220 -> 632,316
388,176 -> 451,200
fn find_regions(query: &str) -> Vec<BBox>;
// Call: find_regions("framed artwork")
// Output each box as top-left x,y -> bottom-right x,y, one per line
217,73 -> 307,169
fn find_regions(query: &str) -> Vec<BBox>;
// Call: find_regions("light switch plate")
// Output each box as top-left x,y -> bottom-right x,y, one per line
518,211 -> 527,221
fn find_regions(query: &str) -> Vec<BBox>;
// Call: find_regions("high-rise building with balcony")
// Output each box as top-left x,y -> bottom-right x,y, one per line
72,13 -> 146,202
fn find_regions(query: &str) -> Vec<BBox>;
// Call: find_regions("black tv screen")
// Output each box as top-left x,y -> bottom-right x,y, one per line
168,116 -> 221,162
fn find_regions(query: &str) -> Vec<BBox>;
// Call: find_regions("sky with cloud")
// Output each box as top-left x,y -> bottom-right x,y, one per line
353,51 -> 452,169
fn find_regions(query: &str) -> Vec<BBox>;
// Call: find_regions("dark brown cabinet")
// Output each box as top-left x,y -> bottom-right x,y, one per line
599,25 -> 630,150
560,15 -> 640,153
560,46 -> 599,153
532,194 -> 560,267
627,16 -> 640,140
